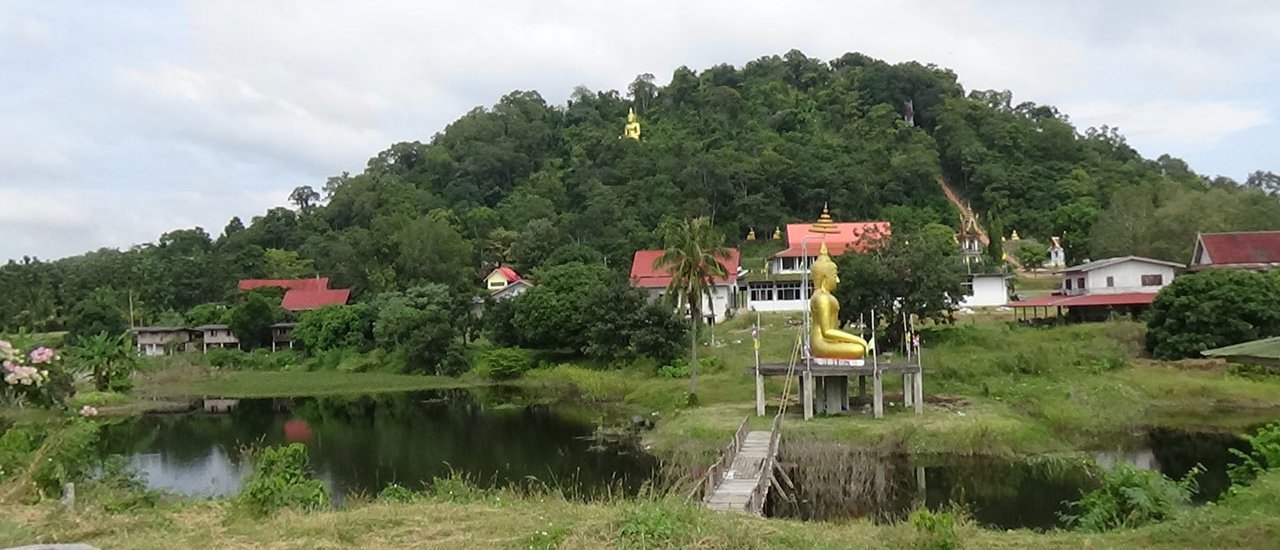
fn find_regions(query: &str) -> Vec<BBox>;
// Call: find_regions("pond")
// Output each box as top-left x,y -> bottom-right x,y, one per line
770,427 -> 1253,530
98,389 -> 659,501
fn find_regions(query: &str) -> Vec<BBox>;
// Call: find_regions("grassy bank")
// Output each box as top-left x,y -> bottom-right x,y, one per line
542,316 -> 1280,458
3,468 -> 1278,549
136,369 -> 480,399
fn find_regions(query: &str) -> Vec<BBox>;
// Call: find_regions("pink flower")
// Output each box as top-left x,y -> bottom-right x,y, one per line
2,360 -> 13,373
79,405 -> 99,417
29,347 -> 54,365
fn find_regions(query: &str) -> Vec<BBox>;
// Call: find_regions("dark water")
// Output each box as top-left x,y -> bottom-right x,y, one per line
771,427 -> 1252,530
98,389 -> 658,500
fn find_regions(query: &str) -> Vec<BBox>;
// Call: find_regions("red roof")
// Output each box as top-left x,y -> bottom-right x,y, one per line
1195,231 -> 1280,268
488,267 -> 522,283
1007,292 -> 1157,308
629,249 -> 740,289
776,222 -> 891,257
239,278 -> 330,292
281,289 -> 351,311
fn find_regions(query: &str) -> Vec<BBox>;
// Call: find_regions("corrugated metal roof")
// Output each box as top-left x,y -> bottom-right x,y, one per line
629,249 -> 740,289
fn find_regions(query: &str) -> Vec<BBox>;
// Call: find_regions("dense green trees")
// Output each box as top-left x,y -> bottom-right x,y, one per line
292,304 -> 375,352
2,48 -> 1277,348
1146,270 -> 1280,360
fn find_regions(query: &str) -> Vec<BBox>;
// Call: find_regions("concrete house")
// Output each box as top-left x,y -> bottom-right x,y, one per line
629,248 -> 741,323
194,324 -> 240,352
958,274 -> 1010,309
131,327 -> 196,356
1009,256 -> 1183,322
1190,231 -> 1280,271
271,323 -> 296,352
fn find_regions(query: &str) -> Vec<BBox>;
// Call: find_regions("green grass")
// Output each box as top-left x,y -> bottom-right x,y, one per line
3,468 -> 1279,549
139,370 -> 481,398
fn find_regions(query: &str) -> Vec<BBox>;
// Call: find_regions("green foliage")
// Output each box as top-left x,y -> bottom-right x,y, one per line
477,347 -> 536,380
186,303 -> 230,326
0,428 -> 36,481
427,471 -> 484,503
372,284 -> 466,375
656,360 -> 691,379
1227,422 -> 1280,489
1062,463 -> 1201,532
615,500 -> 700,547
228,291 -> 282,350
292,304 -> 374,352
834,223 -> 965,338
31,419 -> 102,496
1145,270 -> 1280,359
65,288 -> 128,340
91,455 -> 162,513
235,443 -> 330,517
376,482 -> 420,503
1016,242 -> 1049,269
69,332 -> 136,392
909,509 -> 958,550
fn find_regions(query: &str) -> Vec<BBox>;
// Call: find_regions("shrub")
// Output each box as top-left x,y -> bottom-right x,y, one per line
376,482 -> 419,503
478,348 -> 535,380
1145,270 -> 1280,359
0,428 -> 36,481
438,342 -> 473,377
427,472 -> 484,503
657,359 -> 691,379
235,443 -> 329,517
1227,422 -> 1280,489
615,500 -> 699,547
30,419 -> 102,496
1062,463 -> 1201,531
909,508 -> 958,550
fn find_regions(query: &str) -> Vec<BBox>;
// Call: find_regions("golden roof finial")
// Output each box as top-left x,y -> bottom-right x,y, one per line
811,203 -> 838,234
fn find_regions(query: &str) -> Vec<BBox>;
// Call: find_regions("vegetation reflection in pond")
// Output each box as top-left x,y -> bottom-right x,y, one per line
97,389 -> 659,500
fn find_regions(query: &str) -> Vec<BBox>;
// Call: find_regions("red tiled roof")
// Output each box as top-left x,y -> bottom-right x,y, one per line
629,249 -> 740,289
239,278 -> 330,292
776,222 -> 891,257
1196,231 -> 1280,267
1007,292 -> 1157,308
281,288 -> 351,311
488,267 -> 522,283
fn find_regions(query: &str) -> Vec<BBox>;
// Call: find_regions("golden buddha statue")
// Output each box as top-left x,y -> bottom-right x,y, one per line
809,242 -> 868,359
623,108 -> 641,140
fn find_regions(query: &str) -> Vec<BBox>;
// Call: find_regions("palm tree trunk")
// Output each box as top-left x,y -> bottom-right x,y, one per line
689,301 -> 699,396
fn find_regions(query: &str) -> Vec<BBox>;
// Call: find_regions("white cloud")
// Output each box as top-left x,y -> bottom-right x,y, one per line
1066,100 -> 1271,147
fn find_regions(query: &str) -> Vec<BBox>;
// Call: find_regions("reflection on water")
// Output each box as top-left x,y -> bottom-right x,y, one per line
98,389 -> 658,500
773,427 -> 1253,530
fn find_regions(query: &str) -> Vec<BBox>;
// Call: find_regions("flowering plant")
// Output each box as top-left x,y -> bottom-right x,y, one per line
0,338 -> 70,409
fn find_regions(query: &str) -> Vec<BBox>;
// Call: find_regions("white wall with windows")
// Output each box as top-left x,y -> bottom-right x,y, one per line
1061,260 -> 1177,295
771,256 -> 815,274
746,281 -> 813,312
643,284 -> 737,322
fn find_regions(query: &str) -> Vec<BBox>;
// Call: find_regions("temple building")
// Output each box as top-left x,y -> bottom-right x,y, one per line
741,206 -> 890,312
629,249 -> 742,323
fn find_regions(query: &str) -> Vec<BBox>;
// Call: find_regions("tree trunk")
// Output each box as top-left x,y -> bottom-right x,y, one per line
689,301 -> 700,396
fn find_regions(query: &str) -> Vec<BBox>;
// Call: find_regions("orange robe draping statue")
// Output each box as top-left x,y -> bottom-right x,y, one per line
809,242 -> 868,360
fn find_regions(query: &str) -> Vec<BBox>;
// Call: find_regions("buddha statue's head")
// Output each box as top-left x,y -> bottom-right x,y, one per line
811,242 -> 838,291
627,108 -> 637,123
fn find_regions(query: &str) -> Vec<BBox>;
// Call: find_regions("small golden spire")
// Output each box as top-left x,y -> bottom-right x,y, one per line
811,203 -> 838,234
746,228 -> 756,241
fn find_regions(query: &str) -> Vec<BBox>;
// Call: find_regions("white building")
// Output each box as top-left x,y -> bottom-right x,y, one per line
958,274 -> 1009,308
472,267 -> 534,318
1046,236 -> 1066,269
629,249 -> 741,322
741,208 -> 891,312
1010,256 -> 1183,322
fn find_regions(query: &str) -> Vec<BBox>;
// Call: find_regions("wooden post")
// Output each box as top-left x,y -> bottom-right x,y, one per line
858,375 -> 866,404
803,371 -> 814,420
872,368 -> 884,419
903,374 -> 913,407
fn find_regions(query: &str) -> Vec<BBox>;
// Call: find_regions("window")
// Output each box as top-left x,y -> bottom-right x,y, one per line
749,283 -> 774,302
1065,279 -> 1072,290
961,279 -> 975,296
1077,277 -> 1085,289
777,281 -> 802,301
489,280 -> 505,289
1141,274 -> 1164,286
1106,276 -> 1115,287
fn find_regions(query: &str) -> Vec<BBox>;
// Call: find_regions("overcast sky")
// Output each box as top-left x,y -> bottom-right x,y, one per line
2,1 -> 1277,262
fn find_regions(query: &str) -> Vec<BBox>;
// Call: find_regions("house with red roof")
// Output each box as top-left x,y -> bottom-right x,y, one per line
1008,256 -> 1183,322
741,206 -> 891,312
1190,231 -> 1280,271
629,248 -> 742,322
237,277 -> 351,312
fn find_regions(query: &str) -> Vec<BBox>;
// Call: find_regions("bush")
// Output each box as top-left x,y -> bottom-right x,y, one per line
909,509 -> 958,550
235,443 -> 329,517
477,348 -> 536,380
31,419 -> 102,496
0,428 -> 36,481
1227,422 -> 1280,489
615,500 -> 700,547
1062,463 -> 1201,531
438,342 -> 473,377
1145,270 -> 1280,359
376,482 -> 420,503
427,472 -> 484,503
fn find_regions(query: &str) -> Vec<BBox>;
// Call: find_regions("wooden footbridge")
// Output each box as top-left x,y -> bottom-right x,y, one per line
690,415 -> 786,515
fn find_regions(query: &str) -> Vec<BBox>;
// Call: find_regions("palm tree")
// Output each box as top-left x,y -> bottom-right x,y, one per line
70,332 -> 135,391
654,217 -> 731,397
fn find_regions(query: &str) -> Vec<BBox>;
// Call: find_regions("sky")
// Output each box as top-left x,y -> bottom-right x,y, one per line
2,1 -> 1277,262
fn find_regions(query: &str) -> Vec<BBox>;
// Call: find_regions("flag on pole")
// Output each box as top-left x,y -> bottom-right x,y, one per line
751,326 -> 760,351
866,336 -> 876,352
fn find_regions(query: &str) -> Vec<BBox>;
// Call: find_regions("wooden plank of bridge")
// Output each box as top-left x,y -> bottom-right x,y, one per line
705,430 -> 773,512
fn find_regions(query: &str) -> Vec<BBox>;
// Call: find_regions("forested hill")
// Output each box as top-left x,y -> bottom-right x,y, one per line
4,50 -> 1280,332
